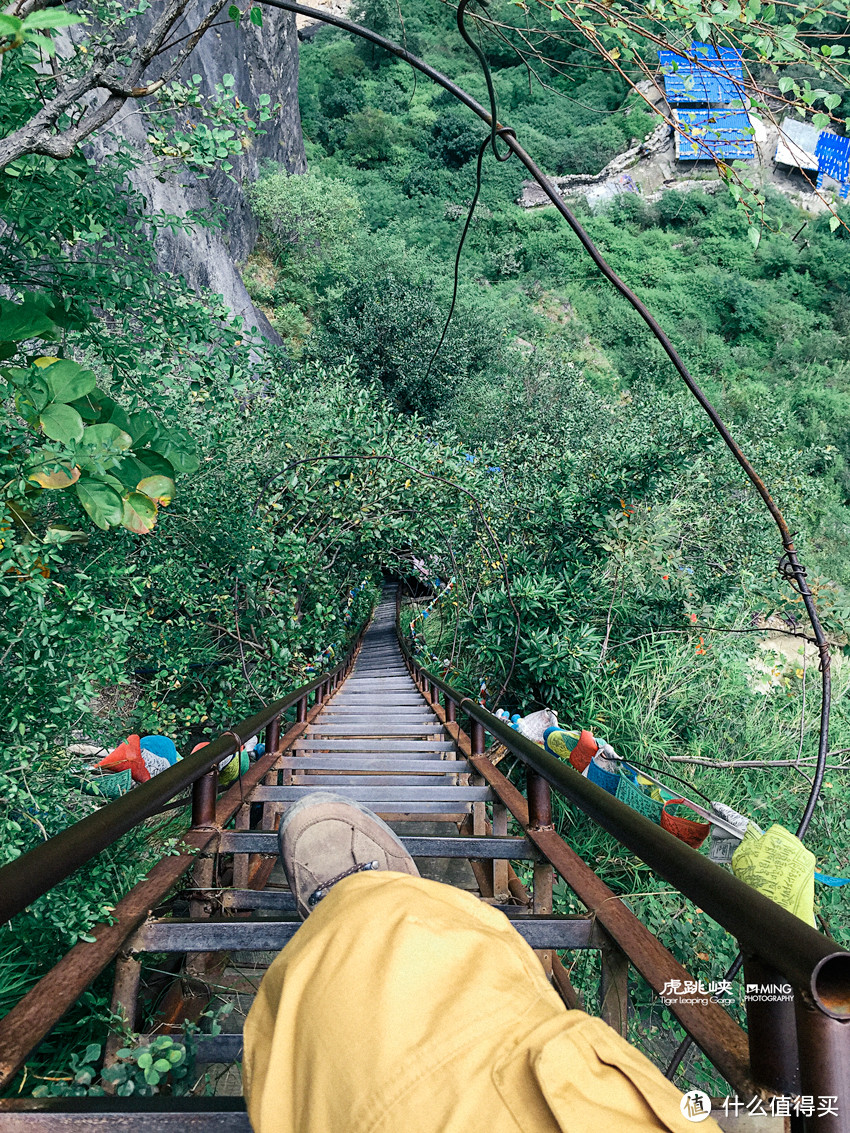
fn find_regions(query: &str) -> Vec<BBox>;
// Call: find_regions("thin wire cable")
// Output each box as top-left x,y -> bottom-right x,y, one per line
422,137 -> 488,384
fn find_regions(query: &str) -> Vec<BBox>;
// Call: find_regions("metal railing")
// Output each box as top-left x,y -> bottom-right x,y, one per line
0,617 -> 369,1090
397,589 -> 850,1116
0,627 -> 366,928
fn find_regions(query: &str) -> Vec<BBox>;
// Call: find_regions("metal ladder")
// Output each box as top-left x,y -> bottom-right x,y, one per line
119,590 -> 580,1084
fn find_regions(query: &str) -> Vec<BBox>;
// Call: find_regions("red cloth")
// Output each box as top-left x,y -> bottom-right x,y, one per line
95,735 -> 149,783
569,730 -> 596,773
660,799 -> 710,849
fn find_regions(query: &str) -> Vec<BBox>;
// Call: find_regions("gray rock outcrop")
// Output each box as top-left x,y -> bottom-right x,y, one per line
93,3 -> 306,338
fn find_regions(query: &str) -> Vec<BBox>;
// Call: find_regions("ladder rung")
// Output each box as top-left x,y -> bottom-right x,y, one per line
252,786 -> 493,802
320,708 -> 431,715
0,1097 -> 251,1125
330,698 -> 425,705
219,832 -> 534,857
195,1034 -> 245,1064
316,715 -> 436,724
295,740 -> 454,751
287,775 -> 460,786
309,725 -> 443,734
131,915 -> 601,953
278,757 -> 469,772
131,910 -> 598,956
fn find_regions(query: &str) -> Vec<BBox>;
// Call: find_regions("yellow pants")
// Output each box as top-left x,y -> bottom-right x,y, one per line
243,872 -> 716,1133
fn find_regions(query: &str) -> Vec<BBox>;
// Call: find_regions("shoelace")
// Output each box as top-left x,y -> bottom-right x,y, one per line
308,861 -> 380,908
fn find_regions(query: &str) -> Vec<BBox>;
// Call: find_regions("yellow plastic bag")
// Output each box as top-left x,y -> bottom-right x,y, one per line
731,823 -> 815,926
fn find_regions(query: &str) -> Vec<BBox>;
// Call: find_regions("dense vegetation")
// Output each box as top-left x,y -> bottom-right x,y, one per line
244,0 -> 850,1086
2,0 -> 850,1100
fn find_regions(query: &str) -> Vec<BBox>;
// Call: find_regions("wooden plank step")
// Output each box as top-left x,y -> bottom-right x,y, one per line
319,708 -> 434,717
328,697 -> 428,706
287,774 -> 460,787
330,696 -> 426,704
317,717 -> 432,724
314,717 -> 436,726
319,711 -> 433,718
344,679 -> 416,687
219,833 -> 533,857
349,668 -> 409,674
253,786 -> 493,802
131,915 -> 601,953
296,740 -> 453,751
373,807 -> 472,817
308,725 -> 443,735
0,1098 -> 251,1129
278,756 -> 468,772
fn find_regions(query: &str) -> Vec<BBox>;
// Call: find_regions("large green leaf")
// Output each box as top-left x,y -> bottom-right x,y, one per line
75,478 -> 124,530
96,395 -> 132,435
0,295 -> 56,341
40,403 -> 85,445
27,457 -> 81,490
22,9 -> 86,30
78,423 -> 133,454
12,372 -> 50,414
121,492 -> 158,534
133,449 -> 175,477
137,475 -> 175,505
146,429 -> 199,474
127,410 -> 157,445
67,393 -> 103,422
42,359 -> 97,403
112,455 -> 155,492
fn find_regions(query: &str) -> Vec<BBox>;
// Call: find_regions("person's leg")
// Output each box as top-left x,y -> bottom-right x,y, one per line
243,794 -> 716,1133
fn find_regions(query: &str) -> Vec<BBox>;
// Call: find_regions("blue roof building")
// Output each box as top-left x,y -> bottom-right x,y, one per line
674,110 -> 756,161
815,132 -> 850,196
658,42 -> 745,105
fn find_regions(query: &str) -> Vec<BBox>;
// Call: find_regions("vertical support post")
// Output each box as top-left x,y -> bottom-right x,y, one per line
599,932 -> 629,1037
429,680 -> 437,705
265,715 -> 280,759
191,768 -> 218,828
743,955 -> 800,1096
446,698 -> 456,723
232,802 -> 251,889
297,695 -> 308,723
256,716 -> 281,868
528,770 -> 554,976
492,802 -> 509,901
189,767 -> 218,976
795,994 -> 850,1133
186,851 -> 215,977
103,954 -> 142,1072
471,719 -> 486,836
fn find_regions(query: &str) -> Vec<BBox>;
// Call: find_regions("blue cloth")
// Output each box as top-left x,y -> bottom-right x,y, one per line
587,756 -> 620,795
815,871 -> 850,887
140,735 -> 180,765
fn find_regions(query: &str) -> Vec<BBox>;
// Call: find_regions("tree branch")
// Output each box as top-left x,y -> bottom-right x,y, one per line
0,0 -> 229,171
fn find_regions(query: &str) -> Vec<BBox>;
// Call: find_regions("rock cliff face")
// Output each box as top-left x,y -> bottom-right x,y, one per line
99,3 -> 306,338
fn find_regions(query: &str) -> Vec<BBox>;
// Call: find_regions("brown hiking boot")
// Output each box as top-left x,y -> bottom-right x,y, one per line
278,792 -> 420,918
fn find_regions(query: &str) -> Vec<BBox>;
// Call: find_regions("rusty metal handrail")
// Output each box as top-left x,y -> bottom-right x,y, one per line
0,626 -> 367,929
396,606 -> 850,1022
